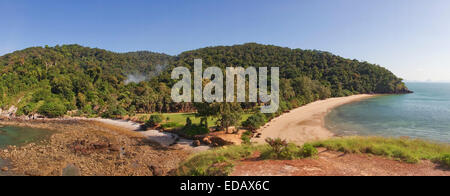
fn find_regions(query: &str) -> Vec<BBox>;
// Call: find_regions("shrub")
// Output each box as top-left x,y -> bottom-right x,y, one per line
186,117 -> 192,127
242,113 -> 267,132
262,138 -> 319,160
279,143 -> 302,160
263,138 -> 291,159
145,114 -> 163,127
38,100 -> 67,118
81,104 -> 93,115
261,142 -> 302,160
177,145 -> 267,176
265,138 -> 288,155
440,154 -> 450,167
301,144 -> 318,158
181,124 -> 210,137
102,104 -> 127,118
241,131 -> 253,145
19,102 -> 36,116
32,88 -> 52,102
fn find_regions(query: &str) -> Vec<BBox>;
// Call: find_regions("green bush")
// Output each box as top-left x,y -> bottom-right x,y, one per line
181,124 -> 210,137
145,114 -> 163,127
17,102 -> 36,116
262,138 -> 319,160
440,154 -> 450,167
261,142 -> 302,160
241,131 -> 253,145
186,117 -> 192,127
81,104 -> 93,115
262,138 -> 297,160
177,145 -> 267,176
38,100 -> 67,118
279,144 -> 302,160
265,138 -> 288,155
242,113 -> 267,132
32,88 -> 52,102
301,144 -> 318,158
101,103 -> 128,118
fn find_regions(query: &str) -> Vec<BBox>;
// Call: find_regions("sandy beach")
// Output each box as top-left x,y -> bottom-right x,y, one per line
252,94 -> 375,145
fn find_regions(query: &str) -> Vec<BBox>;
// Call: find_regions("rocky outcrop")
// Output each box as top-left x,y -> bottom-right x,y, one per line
0,120 -> 189,176
396,89 -> 414,94
0,106 -> 18,119
194,135 -> 238,147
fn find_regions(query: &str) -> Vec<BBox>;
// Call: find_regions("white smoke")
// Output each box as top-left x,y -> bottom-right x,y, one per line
124,64 -> 168,84
125,73 -> 147,84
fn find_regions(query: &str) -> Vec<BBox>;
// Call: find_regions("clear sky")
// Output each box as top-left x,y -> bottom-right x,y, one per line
1,0 -> 450,82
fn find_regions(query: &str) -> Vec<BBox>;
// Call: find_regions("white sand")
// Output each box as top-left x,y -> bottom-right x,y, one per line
92,118 -> 141,131
89,118 -> 210,152
252,94 -> 375,145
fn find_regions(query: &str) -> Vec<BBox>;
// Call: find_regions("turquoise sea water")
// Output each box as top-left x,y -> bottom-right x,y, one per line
325,83 -> 450,143
0,125 -> 52,175
0,126 -> 52,148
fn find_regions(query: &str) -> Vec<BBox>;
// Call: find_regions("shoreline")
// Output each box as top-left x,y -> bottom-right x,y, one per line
0,118 -> 191,176
0,116 -> 209,152
252,94 -> 376,145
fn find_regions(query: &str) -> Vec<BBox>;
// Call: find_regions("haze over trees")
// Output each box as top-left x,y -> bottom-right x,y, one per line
0,43 -> 410,118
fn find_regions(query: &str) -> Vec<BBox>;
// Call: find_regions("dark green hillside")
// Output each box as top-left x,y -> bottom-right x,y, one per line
0,45 -> 173,117
0,43 -> 410,118
166,43 -> 409,95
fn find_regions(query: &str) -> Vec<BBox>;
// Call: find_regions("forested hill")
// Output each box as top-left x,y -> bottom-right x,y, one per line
0,43 -> 410,118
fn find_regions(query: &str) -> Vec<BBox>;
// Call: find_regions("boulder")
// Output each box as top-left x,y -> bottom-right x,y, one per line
108,144 -> 121,152
192,140 -> 201,147
209,136 -> 235,146
149,165 -> 164,176
62,164 -> 81,176
202,137 -> 212,145
25,169 -> 41,176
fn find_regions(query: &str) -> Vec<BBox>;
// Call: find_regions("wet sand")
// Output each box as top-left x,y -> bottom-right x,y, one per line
252,94 -> 375,145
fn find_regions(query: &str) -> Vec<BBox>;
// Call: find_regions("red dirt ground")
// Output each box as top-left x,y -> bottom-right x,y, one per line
231,148 -> 450,176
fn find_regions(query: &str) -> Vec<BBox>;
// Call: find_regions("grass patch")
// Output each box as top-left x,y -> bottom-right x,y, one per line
161,122 -> 183,129
176,145 -> 269,176
260,139 -> 318,160
179,125 -> 210,138
312,136 -> 450,165
177,136 -> 450,176
440,154 -> 450,168
176,141 -> 319,176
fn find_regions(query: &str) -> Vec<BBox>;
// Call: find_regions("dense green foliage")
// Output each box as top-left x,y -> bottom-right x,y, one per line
242,113 -> 267,132
180,124 -> 210,138
0,43 -> 410,118
441,154 -> 450,167
145,114 -> 163,128
37,100 -> 67,118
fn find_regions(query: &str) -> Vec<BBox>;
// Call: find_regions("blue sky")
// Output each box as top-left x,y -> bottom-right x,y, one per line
1,0 -> 450,82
